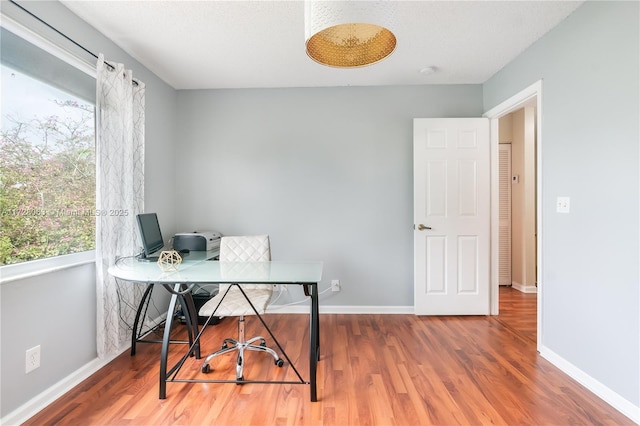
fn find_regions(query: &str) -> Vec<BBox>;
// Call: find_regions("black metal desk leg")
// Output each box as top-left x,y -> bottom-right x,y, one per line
159,285 -> 180,399
131,283 -> 154,356
180,286 -> 201,359
315,284 -> 320,362
309,282 -> 319,402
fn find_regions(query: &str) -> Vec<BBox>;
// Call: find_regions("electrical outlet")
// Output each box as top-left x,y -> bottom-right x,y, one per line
26,345 -> 41,373
556,196 -> 570,213
331,279 -> 341,292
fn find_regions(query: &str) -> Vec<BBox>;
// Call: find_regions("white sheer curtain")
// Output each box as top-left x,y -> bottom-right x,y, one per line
95,54 -> 146,358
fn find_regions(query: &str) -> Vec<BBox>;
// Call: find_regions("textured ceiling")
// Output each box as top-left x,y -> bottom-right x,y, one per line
60,1 -> 583,90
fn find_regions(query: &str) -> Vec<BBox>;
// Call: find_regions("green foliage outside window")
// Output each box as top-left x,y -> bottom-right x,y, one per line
0,99 -> 96,265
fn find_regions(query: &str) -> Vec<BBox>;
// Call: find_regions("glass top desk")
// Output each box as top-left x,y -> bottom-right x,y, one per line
109,254 -> 323,401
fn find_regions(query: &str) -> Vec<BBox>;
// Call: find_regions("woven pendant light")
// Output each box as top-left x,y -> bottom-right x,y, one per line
305,1 -> 397,68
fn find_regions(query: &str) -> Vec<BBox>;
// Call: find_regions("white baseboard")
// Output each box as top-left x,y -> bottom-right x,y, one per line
540,345 -> 639,423
1,306 -> 409,425
6,310 -> 635,425
267,304 -> 414,314
0,311 -> 171,426
511,281 -> 538,293
0,349 -> 126,426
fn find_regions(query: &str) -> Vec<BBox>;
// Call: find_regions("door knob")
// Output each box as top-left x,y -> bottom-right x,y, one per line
417,224 -> 432,231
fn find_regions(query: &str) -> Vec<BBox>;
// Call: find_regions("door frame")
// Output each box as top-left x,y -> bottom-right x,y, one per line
484,80 -> 542,351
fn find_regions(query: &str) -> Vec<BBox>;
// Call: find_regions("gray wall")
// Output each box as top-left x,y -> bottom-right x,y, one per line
175,85 -> 483,307
0,264 -> 96,417
0,0 -> 178,417
484,1 -> 639,408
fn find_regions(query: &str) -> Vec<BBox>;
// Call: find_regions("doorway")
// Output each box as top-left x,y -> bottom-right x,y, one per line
485,80 -> 542,351
498,108 -> 538,294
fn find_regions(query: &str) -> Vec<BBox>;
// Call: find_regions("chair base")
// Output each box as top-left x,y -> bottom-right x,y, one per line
201,335 -> 284,380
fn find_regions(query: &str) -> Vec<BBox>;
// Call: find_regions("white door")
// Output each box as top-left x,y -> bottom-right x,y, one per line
414,118 -> 490,315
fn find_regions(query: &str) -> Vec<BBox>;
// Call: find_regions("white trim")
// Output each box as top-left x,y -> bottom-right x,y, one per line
484,81 -> 541,118
0,251 -> 95,285
0,349 -> 126,426
510,281 -> 538,294
267,304 -> 414,315
0,306 -> 398,424
540,346 -> 640,424
5,310 -> 634,425
483,80 -> 543,352
489,117 -> 501,315
0,307 -> 170,425
0,13 -> 96,77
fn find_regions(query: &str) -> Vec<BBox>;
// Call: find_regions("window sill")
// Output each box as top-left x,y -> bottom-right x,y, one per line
0,251 -> 95,285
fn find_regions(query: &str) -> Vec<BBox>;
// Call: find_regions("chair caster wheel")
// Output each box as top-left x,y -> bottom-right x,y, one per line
259,339 -> 266,347
236,376 -> 244,385
201,364 -> 211,374
275,359 -> 284,367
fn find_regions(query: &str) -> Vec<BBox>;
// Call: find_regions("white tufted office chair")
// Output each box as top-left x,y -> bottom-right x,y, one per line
198,235 -> 283,381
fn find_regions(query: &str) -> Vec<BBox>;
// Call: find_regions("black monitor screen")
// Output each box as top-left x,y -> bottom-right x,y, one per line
136,213 -> 164,258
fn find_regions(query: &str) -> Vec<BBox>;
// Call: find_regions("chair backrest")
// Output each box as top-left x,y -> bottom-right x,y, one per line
219,235 -> 271,291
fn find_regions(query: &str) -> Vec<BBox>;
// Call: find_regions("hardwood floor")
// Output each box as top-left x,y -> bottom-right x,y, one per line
495,285 -> 537,343
24,289 -> 633,425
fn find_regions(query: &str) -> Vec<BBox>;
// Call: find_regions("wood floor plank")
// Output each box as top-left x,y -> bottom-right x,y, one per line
22,289 -> 634,425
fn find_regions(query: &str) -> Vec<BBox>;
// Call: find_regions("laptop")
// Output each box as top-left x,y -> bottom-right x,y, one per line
136,213 -> 167,261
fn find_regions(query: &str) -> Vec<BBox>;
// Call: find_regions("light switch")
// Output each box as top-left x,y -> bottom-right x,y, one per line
556,196 -> 570,213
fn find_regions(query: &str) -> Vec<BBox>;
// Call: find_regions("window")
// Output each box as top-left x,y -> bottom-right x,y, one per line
0,25 -> 96,266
